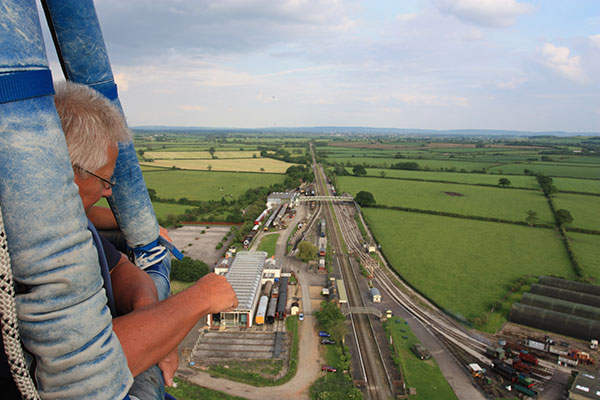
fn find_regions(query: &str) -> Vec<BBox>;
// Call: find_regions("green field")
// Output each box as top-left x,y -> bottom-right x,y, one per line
145,150 -> 260,159
257,233 -> 279,257
364,208 -> 574,325
94,199 -> 192,221
552,193 -> 600,231
338,176 -> 554,224
166,378 -> 245,400
328,157 -> 493,171
343,168 -> 539,189
142,169 -> 284,202
567,232 -> 600,281
552,177 -> 600,194
488,162 -> 600,179
384,317 -> 457,400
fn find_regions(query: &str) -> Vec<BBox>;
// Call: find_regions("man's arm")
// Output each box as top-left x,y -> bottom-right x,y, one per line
111,270 -> 237,377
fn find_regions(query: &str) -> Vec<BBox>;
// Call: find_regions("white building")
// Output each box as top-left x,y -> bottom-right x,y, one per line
208,251 -> 267,328
267,192 -> 298,209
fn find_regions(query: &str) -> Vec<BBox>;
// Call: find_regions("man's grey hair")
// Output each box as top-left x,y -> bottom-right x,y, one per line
54,81 -> 132,172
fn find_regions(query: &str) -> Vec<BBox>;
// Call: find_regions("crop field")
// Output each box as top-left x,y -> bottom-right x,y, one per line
144,150 -> 261,159
141,158 -> 296,173
488,162 -> 600,179
552,177 -> 600,194
567,232 -> 600,281
552,193 -> 600,231
338,176 -> 554,224
364,208 -> 574,323
142,170 -> 284,201
342,168 -> 540,189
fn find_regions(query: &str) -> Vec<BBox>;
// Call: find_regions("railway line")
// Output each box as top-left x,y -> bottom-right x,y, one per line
312,158 -> 394,399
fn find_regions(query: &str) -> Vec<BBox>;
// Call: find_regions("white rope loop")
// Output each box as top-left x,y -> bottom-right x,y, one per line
0,206 -> 40,399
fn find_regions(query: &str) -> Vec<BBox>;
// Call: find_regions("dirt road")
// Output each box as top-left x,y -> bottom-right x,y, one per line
177,313 -> 322,399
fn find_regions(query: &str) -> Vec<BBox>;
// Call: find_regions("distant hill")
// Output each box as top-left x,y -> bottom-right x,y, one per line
132,125 -> 598,138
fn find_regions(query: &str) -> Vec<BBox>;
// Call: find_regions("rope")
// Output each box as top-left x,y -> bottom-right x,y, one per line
0,206 -> 40,399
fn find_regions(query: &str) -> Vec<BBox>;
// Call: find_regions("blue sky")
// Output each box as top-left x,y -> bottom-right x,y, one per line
43,0 -> 600,132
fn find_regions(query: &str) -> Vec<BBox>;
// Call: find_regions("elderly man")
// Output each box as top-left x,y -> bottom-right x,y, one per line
53,81 -> 238,398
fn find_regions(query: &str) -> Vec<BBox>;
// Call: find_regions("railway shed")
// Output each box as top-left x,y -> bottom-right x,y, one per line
209,251 -> 268,328
569,371 -> 600,400
267,192 -> 298,209
509,276 -> 600,341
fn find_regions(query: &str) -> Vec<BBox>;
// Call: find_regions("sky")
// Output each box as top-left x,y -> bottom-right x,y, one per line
42,0 -> 600,132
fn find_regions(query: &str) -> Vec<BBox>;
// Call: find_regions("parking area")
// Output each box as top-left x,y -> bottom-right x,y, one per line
167,224 -> 234,265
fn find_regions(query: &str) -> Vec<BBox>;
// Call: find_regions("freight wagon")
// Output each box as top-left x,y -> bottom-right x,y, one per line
276,277 -> 288,320
320,219 -> 326,237
262,281 -> 273,298
266,297 -> 277,324
519,351 -> 538,366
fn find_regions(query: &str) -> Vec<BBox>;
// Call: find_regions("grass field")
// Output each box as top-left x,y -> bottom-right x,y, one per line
364,208 -> 574,326
553,177 -> 600,194
141,158 -> 296,173
567,232 -> 600,281
142,169 -> 284,201
166,378 -> 245,400
344,168 -> 540,189
145,150 -> 260,159
488,162 -> 600,179
384,317 -> 457,400
338,176 -> 554,224
552,192 -> 600,231
327,157 -> 493,171
257,233 -> 279,257
94,199 -> 191,221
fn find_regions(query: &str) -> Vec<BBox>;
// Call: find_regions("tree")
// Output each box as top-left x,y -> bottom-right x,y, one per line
208,146 -> 216,158
355,191 -> 375,207
352,165 -> 367,176
207,164 -> 212,172
170,257 -> 209,282
260,167 -> 265,172
556,209 -> 573,225
297,241 -> 317,262
526,210 -> 538,226
379,171 -> 386,178
498,177 -> 511,187
315,301 -> 346,342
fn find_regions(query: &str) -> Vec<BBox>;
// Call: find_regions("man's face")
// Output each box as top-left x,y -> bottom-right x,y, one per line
73,144 -> 118,214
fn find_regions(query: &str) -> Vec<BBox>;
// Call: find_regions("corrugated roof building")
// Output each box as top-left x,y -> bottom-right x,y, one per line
208,251 -> 267,328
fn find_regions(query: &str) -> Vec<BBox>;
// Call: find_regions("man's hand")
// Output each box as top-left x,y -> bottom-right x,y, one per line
158,348 -> 179,387
194,273 -> 238,314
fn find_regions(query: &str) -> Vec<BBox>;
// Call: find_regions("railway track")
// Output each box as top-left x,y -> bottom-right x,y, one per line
312,159 -> 393,399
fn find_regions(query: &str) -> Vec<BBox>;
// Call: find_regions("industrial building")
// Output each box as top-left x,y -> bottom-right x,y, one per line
569,371 -> 600,400
509,276 -> 600,341
209,251 -> 282,329
209,251 -> 266,328
267,192 -> 298,209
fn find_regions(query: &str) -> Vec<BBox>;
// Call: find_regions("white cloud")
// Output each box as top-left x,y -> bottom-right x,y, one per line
114,73 -> 129,91
540,43 -> 586,83
590,34 -> 600,49
434,0 -> 534,27
179,105 -> 207,112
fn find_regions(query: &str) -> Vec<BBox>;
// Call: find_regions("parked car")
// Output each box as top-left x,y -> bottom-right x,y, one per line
318,331 -> 331,337
298,313 -> 304,321
321,339 -> 335,345
321,366 -> 336,373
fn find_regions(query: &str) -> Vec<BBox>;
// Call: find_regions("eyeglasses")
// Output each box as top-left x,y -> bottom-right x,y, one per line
75,165 -> 115,190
